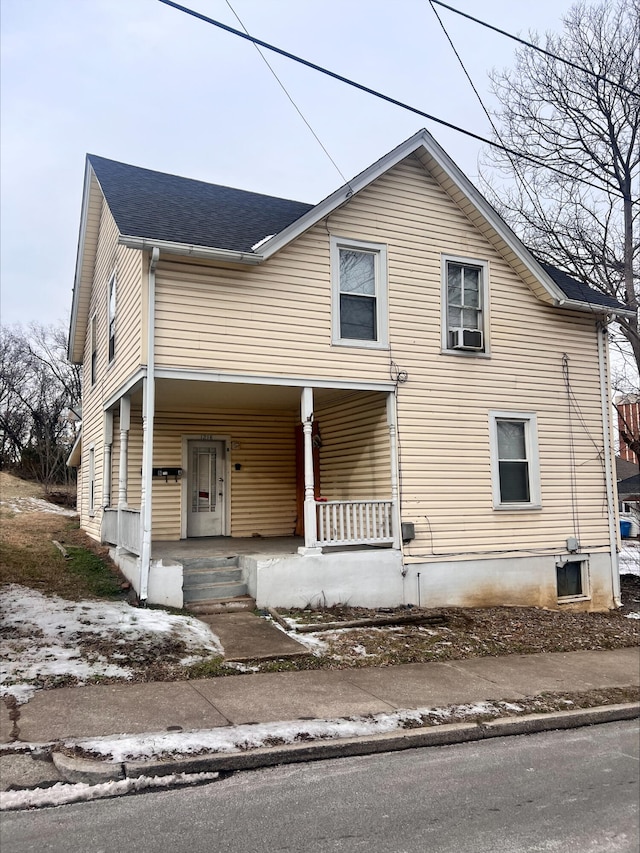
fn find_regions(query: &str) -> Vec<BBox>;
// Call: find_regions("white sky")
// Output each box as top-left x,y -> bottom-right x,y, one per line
1,0 -> 581,327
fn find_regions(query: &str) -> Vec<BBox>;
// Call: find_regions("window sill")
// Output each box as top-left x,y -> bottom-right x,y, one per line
441,348 -> 490,358
557,594 -> 591,605
493,503 -> 542,511
332,339 -> 389,351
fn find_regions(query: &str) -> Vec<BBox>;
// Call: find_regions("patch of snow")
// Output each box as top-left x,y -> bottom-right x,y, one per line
1,585 -> 223,698
0,771 -> 220,811
68,699 -> 522,764
625,612 -> 640,619
619,541 -> 640,576
0,496 -> 77,516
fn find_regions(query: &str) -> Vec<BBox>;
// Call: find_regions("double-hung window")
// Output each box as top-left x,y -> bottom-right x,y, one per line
489,411 -> 541,509
331,236 -> 388,348
107,273 -> 116,363
442,256 -> 488,353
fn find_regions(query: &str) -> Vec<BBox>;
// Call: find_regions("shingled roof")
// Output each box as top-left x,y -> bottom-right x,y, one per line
88,155 -> 313,254
537,260 -> 625,312
87,153 -> 627,313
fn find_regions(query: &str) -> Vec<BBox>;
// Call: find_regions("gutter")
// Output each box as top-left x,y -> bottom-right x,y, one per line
119,236 -> 263,265
597,321 -> 621,607
138,247 -> 160,603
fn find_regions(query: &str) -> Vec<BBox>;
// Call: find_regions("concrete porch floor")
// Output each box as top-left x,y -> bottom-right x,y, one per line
151,536 -> 304,563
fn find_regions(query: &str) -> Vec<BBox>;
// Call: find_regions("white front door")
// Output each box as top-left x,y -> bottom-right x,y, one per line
187,440 -> 226,537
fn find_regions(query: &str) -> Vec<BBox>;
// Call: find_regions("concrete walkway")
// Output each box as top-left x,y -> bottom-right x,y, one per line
3,647 -> 638,745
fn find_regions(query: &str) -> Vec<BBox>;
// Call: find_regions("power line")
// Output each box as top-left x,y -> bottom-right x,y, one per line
156,0 -> 625,198
430,0 -> 637,97
224,0 -> 350,187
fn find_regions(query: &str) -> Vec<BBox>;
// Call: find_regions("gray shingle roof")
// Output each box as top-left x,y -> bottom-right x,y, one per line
537,260 -> 625,311
88,154 -> 627,313
88,155 -> 313,254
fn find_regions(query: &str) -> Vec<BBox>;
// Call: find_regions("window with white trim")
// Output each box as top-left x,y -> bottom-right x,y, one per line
90,314 -> 97,385
88,446 -> 96,516
489,411 -> 541,509
442,256 -> 488,353
107,273 -> 116,363
331,236 -> 388,347
556,558 -> 589,601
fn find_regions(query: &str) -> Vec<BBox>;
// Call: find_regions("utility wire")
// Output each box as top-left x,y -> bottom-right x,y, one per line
224,0 -> 350,187
156,0 -> 625,198
430,0 -> 637,97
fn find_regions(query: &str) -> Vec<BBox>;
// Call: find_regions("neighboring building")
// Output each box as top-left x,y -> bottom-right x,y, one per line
67,129 -> 633,612
616,394 -> 640,464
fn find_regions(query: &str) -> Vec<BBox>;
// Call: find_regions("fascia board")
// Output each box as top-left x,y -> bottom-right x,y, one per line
154,367 -> 396,393
557,298 -> 636,318
67,161 -> 95,362
66,427 -> 82,467
118,236 -> 263,265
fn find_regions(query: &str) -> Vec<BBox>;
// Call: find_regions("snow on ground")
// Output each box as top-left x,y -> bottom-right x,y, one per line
0,495 -> 77,516
619,540 -> 640,576
70,700 -> 522,763
0,771 -> 221,811
0,585 -> 223,702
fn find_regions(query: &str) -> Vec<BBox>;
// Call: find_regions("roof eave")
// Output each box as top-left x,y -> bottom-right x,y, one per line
118,236 -> 263,265
67,161 -> 95,363
557,298 -> 635,318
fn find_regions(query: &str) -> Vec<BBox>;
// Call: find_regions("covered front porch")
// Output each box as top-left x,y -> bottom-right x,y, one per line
100,373 -> 404,608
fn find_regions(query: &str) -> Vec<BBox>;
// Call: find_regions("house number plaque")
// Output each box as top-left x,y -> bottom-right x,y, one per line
199,435 -> 213,440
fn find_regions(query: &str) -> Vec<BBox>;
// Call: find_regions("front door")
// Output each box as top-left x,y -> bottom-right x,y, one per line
187,440 -> 226,537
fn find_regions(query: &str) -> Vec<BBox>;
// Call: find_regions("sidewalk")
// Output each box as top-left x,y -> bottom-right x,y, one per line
2,647 -> 638,799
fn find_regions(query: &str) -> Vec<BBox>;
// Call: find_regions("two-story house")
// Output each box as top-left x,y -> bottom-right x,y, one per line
67,129 -> 632,612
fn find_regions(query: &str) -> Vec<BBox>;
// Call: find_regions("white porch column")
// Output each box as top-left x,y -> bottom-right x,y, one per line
298,386 -> 322,555
387,392 -> 402,549
116,396 -> 130,553
102,411 -> 113,508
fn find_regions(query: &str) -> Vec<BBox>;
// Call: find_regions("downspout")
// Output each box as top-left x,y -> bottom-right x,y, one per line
597,321 -> 621,607
139,247 -> 160,603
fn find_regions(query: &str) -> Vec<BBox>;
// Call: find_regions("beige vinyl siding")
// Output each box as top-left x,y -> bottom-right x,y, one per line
149,408 -> 297,540
148,153 -> 609,560
316,392 -> 390,500
78,198 -> 143,537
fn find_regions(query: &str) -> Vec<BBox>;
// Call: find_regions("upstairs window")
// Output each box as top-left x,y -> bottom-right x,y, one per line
90,314 -> 97,385
331,236 -> 388,348
489,411 -> 541,509
108,273 -> 116,363
442,257 -> 488,353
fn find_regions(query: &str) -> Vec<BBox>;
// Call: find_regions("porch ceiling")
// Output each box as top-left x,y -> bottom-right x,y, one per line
151,379 -> 369,412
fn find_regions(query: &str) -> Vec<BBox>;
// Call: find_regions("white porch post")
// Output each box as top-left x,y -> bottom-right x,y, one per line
116,396 -> 130,554
298,386 -> 322,555
102,411 -> 113,508
387,392 -> 402,549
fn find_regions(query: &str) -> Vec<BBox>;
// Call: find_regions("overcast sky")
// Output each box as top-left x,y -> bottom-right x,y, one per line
1,0 -> 582,328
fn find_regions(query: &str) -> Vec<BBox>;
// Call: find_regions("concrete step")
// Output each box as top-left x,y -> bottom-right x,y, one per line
181,555 -> 239,571
183,580 -> 249,602
188,595 -> 256,614
183,567 -> 244,586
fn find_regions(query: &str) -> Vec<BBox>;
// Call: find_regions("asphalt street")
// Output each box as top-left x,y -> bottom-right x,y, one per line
2,720 -> 639,853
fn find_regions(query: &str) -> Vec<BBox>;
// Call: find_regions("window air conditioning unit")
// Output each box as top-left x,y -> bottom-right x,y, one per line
451,327 -> 483,350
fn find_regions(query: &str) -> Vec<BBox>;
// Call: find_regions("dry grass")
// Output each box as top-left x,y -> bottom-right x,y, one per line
0,473 -> 124,600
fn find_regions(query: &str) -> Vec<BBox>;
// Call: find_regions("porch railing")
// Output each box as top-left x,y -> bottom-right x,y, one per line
101,507 -> 141,556
315,500 -> 394,547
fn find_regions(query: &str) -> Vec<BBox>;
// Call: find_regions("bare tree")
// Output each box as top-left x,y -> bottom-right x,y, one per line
481,0 -> 639,382
0,321 -> 81,488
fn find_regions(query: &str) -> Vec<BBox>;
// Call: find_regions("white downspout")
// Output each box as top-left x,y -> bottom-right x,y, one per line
597,322 -> 621,607
139,247 -> 160,603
